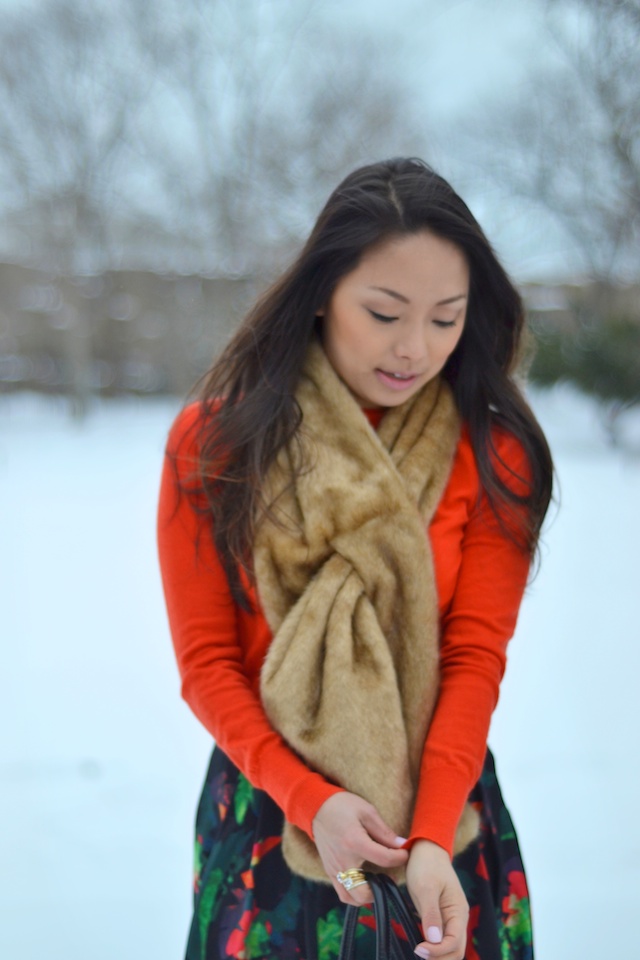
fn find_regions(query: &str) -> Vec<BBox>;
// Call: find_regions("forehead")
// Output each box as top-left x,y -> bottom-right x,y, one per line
345,231 -> 469,297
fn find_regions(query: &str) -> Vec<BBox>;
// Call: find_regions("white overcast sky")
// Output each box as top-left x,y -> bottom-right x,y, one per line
325,0 -> 547,119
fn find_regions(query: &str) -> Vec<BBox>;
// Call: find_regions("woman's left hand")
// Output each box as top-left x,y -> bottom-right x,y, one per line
312,791 -> 409,906
405,839 -> 469,960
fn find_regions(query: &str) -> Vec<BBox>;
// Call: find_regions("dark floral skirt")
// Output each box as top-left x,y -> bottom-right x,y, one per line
185,747 -> 533,960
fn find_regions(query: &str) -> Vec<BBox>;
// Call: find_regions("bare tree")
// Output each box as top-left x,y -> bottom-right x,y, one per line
0,0 -> 156,410
0,0 -> 427,277
0,0 -> 428,408
0,0 -> 151,275
456,0 -> 640,282
123,0 -> 424,275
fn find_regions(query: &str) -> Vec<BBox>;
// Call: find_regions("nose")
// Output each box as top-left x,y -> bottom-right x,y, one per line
394,321 -> 428,363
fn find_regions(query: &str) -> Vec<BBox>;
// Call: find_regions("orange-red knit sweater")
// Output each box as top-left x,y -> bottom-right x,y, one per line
157,401 -> 530,858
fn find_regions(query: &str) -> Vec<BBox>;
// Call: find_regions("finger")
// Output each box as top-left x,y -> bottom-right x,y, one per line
441,907 -> 468,956
331,864 -> 373,906
330,878 -> 372,907
331,878 -> 353,905
357,843 -> 408,869
349,881 -> 373,906
360,808 -> 408,850
416,908 -> 467,959
353,832 -> 409,869
414,887 -> 444,956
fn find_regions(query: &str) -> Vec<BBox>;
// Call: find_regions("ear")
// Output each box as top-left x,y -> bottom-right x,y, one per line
315,306 -> 325,318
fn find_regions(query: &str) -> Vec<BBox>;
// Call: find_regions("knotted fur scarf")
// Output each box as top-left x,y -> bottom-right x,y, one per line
256,340 -> 480,882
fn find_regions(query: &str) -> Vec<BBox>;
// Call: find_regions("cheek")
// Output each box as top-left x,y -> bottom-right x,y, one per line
445,326 -> 465,359
324,315 -> 362,376
353,325 -> 387,361
330,311 -> 379,361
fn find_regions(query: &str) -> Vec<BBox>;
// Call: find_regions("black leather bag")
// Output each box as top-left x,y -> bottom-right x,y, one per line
338,873 -> 423,960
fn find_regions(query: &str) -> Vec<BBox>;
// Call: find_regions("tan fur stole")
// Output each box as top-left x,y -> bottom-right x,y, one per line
256,340 -> 479,882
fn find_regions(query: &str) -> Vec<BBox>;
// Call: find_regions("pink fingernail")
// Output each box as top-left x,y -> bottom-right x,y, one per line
394,836 -> 408,846
426,926 -> 442,944
414,948 -> 430,959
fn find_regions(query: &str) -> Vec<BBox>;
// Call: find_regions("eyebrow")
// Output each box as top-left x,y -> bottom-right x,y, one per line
369,286 -> 467,306
436,293 -> 468,306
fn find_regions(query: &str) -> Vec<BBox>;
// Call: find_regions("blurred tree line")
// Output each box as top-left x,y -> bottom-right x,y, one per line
455,0 -> 640,432
0,0 -> 637,423
0,0 -> 423,409
527,295 -> 640,443
0,0 -> 420,277
533,316 -> 639,441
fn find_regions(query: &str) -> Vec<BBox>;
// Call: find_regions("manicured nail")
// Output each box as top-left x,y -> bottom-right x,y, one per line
414,947 -> 430,959
394,836 -> 408,846
426,926 -> 442,944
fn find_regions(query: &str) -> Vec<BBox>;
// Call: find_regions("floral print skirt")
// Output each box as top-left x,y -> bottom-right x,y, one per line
185,747 -> 533,960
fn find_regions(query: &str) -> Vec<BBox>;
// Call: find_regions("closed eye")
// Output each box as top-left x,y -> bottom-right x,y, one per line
369,309 -> 399,323
433,319 -> 457,328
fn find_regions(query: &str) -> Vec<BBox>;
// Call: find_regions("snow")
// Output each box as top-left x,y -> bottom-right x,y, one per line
1,386 -> 638,959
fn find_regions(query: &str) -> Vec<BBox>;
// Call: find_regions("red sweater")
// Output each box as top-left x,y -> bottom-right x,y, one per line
157,402 -> 531,858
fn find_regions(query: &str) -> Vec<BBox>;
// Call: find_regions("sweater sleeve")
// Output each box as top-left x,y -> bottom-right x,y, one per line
156,404 -> 343,837
407,429 -> 532,857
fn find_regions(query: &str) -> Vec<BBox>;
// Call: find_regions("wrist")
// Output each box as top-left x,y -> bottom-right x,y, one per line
311,787 -> 346,837
409,838 -> 450,860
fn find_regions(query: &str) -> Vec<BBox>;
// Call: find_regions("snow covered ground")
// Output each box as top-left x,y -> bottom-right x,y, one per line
1,386 -> 638,959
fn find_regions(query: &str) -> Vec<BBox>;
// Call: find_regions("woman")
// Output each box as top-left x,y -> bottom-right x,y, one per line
157,157 -> 553,960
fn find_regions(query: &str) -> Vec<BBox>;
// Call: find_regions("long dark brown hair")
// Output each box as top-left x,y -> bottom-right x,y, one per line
174,157 -> 553,609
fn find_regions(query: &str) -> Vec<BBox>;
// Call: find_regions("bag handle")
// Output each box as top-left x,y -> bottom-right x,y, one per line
338,877 -> 391,960
376,874 -> 423,949
337,873 -> 423,960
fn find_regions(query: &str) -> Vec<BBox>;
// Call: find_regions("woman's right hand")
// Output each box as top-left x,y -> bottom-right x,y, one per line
311,792 -> 409,906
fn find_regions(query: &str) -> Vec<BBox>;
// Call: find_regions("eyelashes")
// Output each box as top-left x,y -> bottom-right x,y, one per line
369,309 -> 399,323
369,309 -> 457,328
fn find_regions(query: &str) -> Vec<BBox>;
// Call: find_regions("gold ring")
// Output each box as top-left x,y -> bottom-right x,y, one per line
344,877 -> 369,890
336,869 -> 368,891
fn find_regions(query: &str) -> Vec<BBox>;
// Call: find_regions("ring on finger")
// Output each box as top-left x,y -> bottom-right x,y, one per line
344,878 -> 369,891
336,869 -> 368,892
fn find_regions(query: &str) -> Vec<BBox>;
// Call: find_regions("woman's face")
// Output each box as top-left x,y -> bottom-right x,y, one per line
320,231 -> 469,408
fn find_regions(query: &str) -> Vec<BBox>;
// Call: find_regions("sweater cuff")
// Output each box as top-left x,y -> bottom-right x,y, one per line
408,761 -> 475,859
283,774 -> 346,839
248,739 -> 345,839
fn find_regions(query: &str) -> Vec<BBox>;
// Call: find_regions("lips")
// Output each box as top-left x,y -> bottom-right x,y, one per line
375,369 -> 421,391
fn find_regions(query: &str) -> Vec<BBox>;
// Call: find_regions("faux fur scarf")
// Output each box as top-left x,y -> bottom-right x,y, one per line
256,340 -> 479,882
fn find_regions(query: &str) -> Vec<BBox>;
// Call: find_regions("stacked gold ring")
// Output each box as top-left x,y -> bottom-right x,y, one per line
336,868 -> 368,891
